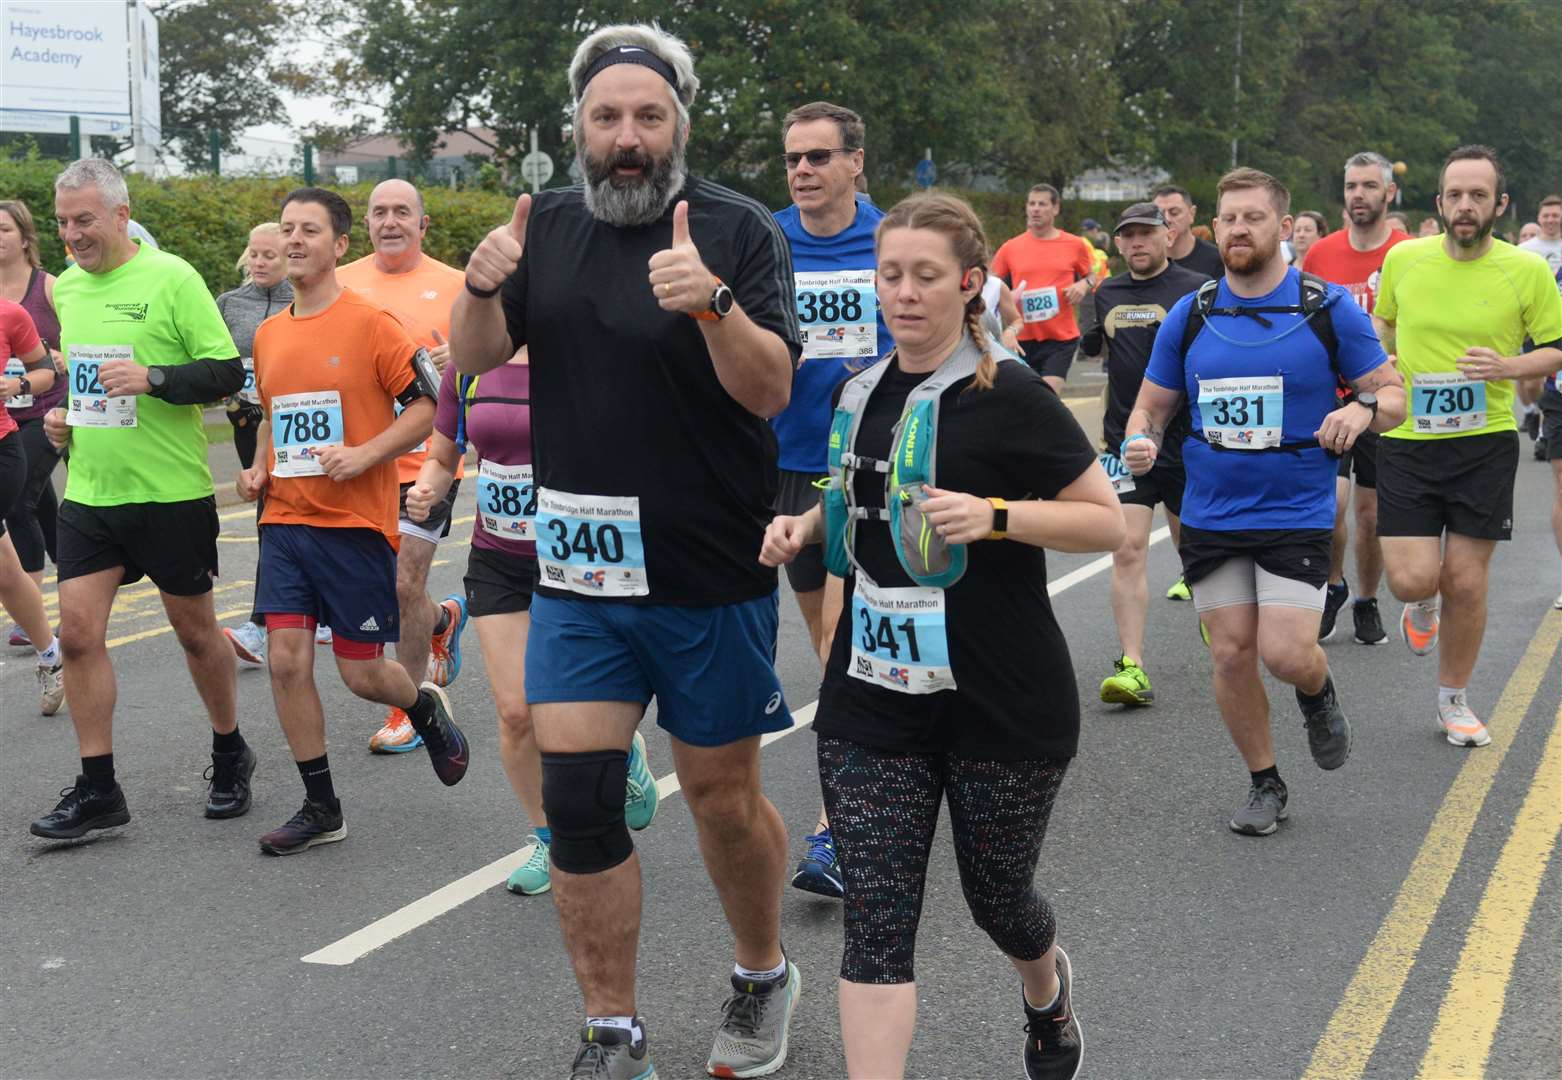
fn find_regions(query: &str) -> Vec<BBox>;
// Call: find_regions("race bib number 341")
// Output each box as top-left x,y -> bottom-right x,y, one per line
66,345 -> 138,428
535,488 -> 648,597
848,577 -> 955,695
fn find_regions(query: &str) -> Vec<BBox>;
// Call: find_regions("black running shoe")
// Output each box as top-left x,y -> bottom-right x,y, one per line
1298,675 -> 1352,770
30,776 -> 131,839
412,683 -> 469,786
258,798 -> 345,856
204,744 -> 257,819
1525,408 -> 1542,440
1318,579 -> 1349,642
1023,946 -> 1083,1080
1352,598 -> 1387,645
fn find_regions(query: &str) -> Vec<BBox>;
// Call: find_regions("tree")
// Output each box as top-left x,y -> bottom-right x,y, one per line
149,0 -> 298,170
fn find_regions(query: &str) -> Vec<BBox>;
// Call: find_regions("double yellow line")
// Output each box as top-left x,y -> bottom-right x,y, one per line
1304,613 -> 1562,1079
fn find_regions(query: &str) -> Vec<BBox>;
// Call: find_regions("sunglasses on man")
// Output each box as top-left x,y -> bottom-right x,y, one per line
783,148 -> 855,169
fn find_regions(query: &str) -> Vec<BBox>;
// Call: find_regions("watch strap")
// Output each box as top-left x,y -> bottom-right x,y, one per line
692,276 -> 729,322
986,496 -> 1008,540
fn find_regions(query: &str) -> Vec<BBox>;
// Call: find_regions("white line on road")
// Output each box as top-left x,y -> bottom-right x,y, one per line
301,526 -> 1169,966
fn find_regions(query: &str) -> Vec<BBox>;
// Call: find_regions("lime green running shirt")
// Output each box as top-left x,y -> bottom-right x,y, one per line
1374,235 -> 1562,440
54,243 -> 238,505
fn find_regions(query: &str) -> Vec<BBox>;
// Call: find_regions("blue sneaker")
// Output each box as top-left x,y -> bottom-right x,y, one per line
625,731 -> 659,831
507,835 -> 552,895
428,595 -> 468,687
791,827 -> 845,899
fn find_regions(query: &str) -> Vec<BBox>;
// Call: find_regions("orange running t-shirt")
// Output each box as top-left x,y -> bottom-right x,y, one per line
336,253 -> 465,482
254,287 -> 419,543
990,231 -> 1095,342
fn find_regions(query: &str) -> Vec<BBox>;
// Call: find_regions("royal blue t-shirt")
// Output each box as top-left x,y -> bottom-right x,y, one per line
1144,269 -> 1387,530
772,201 -> 893,472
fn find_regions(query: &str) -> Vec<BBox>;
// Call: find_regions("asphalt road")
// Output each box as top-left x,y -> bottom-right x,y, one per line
3,368 -> 1559,1079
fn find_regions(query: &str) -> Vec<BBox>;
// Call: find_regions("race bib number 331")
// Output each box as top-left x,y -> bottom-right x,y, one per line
534,488 -> 648,597
1197,375 -> 1284,449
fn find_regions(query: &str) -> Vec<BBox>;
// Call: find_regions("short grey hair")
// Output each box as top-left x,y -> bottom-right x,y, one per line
55,158 -> 130,212
1344,151 -> 1394,187
569,23 -> 700,139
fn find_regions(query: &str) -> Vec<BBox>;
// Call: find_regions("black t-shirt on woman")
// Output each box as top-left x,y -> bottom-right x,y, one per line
814,353 -> 1099,760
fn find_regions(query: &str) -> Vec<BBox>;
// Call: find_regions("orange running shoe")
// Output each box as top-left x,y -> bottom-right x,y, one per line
1399,599 -> 1440,656
368,706 -> 423,753
427,596 -> 468,688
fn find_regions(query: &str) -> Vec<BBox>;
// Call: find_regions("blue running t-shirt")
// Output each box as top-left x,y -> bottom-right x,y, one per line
1144,268 -> 1387,530
772,201 -> 893,472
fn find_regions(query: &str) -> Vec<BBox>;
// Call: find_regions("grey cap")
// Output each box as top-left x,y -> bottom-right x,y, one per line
1114,202 -> 1166,233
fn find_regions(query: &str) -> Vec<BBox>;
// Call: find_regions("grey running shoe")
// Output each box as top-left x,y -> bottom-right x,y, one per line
1297,675 -> 1351,771
570,1021 -> 656,1080
38,659 -> 64,716
1229,777 -> 1289,836
706,960 -> 801,1078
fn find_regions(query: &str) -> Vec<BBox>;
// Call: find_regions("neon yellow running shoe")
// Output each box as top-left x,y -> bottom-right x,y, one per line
1166,576 -> 1192,601
1100,655 -> 1154,706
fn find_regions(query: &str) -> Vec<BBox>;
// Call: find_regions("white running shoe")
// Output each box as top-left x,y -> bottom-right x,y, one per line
224,621 -> 267,667
1553,591 -> 1562,611
1438,690 -> 1491,748
38,659 -> 65,716
315,624 -> 333,646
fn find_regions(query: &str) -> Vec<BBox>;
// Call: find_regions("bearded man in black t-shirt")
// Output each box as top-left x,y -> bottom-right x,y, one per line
451,23 -> 804,1080
1080,202 -> 1208,709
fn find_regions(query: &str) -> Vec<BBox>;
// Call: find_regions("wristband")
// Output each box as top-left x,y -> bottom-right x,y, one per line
1120,433 -> 1151,458
464,277 -> 501,299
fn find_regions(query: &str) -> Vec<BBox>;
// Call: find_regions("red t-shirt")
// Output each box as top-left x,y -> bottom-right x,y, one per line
1302,229 -> 1410,314
0,298 -> 43,439
991,231 -> 1095,342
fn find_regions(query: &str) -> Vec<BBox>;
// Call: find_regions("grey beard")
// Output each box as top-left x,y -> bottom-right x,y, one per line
581,148 -> 686,227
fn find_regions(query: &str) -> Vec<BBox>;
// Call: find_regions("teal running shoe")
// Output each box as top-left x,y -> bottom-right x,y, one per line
507,835 -> 552,895
625,731 -> 659,831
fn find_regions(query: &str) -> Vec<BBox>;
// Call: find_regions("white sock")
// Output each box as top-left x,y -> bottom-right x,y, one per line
584,1015 -> 642,1042
735,958 -> 788,983
1025,982 -> 1062,1014
36,637 -> 60,666
1438,685 -> 1466,710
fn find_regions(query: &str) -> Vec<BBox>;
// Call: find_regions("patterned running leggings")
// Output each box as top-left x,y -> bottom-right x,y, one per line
817,735 -> 1070,984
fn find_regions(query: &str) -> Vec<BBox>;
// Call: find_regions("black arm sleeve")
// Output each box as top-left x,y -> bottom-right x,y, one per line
150,356 -> 245,405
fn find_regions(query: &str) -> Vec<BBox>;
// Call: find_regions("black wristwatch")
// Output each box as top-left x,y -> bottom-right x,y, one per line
146,366 -> 167,396
14,375 -> 30,397
1354,391 -> 1378,419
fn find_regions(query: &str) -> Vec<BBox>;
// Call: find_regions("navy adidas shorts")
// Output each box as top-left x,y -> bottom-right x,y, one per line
525,591 -> 793,748
255,524 -> 400,643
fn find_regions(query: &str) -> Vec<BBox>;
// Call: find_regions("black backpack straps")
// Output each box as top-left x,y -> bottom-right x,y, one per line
1178,278 -> 1222,362
1297,271 -> 1341,372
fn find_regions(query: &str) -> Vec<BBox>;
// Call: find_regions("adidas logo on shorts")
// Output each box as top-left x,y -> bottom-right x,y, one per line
359,616 -> 380,632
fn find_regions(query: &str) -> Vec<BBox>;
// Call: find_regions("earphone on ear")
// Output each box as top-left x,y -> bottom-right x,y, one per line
961,269 -> 976,290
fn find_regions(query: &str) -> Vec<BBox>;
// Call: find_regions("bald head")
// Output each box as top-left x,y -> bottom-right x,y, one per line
366,179 -> 428,272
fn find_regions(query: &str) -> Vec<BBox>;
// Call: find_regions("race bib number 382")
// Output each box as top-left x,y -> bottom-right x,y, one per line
66,345 -> 138,428
534,488 -> 648,597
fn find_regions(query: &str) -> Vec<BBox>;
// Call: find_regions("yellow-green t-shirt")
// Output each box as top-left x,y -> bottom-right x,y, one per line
1374,235 -> 1562,440
54,243 -> 238,505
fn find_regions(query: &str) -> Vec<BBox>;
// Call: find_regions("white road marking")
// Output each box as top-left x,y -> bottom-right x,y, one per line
301,526 -> 1168,966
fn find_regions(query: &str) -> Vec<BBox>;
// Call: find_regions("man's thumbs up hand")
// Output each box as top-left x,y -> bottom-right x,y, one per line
466,194 -> 531,295
648,200 -> 717,316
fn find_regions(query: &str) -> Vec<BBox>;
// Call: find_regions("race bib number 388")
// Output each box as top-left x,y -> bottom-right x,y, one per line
66,345 -> 138,428
795,269 -> 877,360
534,488 -> 648,597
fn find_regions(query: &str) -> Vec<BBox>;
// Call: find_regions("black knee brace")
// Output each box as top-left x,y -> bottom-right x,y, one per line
541,750 -> 632,874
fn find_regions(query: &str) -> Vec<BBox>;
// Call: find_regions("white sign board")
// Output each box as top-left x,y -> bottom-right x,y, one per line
520,150 -> 554,187
0,1 -> 133,136
335,165 -> 360,184
132,0 -> 160,142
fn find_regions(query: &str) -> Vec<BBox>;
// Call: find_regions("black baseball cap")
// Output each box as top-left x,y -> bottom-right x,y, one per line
1114,202 -> 1166,233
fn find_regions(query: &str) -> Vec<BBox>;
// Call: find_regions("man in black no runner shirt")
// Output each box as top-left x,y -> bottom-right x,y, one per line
1080,202 -> 1208,708
450,24 -> 804,1080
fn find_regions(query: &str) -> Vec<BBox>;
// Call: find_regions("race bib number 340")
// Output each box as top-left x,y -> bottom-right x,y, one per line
796,269 -> 877,360
66,345 -> 138,428
535,488 -> 648,598
848,577 -> 955,695
271,390 -> 344,477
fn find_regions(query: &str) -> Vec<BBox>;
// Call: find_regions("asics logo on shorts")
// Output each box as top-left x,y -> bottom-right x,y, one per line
765,691 -> 783,715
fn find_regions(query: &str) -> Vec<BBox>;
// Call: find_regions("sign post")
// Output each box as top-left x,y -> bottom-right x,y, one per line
520,129 -> 554,193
